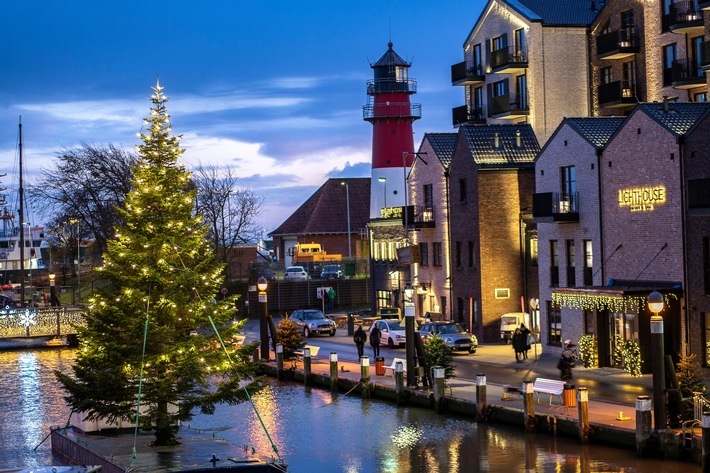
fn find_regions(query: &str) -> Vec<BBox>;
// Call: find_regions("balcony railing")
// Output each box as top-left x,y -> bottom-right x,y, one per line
533,192 -> 579,223
451,61 -> 485,85
363,102 -> 422,120
597,80 -> 637,108
667,1 -> 704,34
490,47 -> 528,73
452,105 -> 486,126
596,29 -> 639,59
366,79 -> 417,95
700,0 -> 710,10
403,205 -> 436,229
671,58 -> 705,89
490,92 -> 529,118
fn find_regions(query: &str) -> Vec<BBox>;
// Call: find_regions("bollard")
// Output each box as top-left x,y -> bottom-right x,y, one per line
395,360 -> 405,405
275,344 -> 284,380
303,347 -> 312,387
432,366 -> 446,413
636,395 -> 652,456
329,352 -> 339,393
523,379 -> 535,432
476,374 -> 487,421
702,411 -> 710,471
577,387 -> 589,443
360,356 -> 370,382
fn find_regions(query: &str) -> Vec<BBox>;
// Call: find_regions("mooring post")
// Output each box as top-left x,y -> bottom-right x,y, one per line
702,411 -> 710,471
636,395 -> 652,456
303,347 -> 312,386
275,344 -> 283,380
523,379 -> 535,432
395,360 -> 405,405
476,373 -> 487,421
577,387 -> 589,443
432,366 -> 445,413
360,356 -> 370,381
329,352 -> 339,393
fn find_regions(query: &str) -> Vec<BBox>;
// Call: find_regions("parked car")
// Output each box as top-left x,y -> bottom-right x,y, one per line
290,309 -> 337,337
370,318 -> 406,348
419,321 -> 478,354
284,266 -> 308,281
320,264 -> 344,279
261,268 -> 276,281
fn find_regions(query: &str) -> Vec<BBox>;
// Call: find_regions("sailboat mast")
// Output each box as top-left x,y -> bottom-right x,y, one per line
18,117 -> 25,307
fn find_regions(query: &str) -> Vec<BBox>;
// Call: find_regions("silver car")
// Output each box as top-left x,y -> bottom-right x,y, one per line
290,309 -> 337,337
419,322 -> 478,354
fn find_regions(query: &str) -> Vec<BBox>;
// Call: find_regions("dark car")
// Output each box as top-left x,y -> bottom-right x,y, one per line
290,309 -> 337,337
320,264 -> 344,279
419,321 -> 478,354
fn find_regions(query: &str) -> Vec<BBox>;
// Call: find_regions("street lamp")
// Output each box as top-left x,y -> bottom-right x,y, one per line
404,283 -> 416,387
49,273 -> 60,307
648,290 -> 666,430
341,182 -> 351,259
378,177 -> 387,209
258,277 -> 269,360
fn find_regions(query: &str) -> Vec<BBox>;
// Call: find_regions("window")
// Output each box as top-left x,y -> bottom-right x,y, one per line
600,67 -> 612,85
516,74 -> 528,109
621,9 -> 635,32
583,240 -> 593,286
492,34 -> 507,52
472,43 -> 483,73
530,238 -> 538,267
419,242 -> 429,267
694,92 -> 707,103
459,178 -> 467,203
663,43 -> 677,86
495,288 -> 510,299
423,184 -> 434,213
704,238 -> 710,295
468,241 -> 474,268
622,61 -> 636,97
433,242 -> 442,267
688,178 -> 710,209
550,240 -> 559,287
473,87 -> 484,117
566,240 -> 576,287
514,28 -> 526,59
692,36 -> 703,77
455,241 -> 462,268
547,300 -> 562,346
561,166 -> 576,212
493,79 -> 508,97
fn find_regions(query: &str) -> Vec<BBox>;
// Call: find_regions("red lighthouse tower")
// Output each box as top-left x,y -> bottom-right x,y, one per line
364,42 -> 421,219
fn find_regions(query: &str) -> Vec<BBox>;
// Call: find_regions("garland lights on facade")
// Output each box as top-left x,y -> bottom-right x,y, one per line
552,292 -> 677,314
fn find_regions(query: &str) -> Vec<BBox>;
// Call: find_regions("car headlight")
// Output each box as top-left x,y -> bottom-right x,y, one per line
471,336 -> 478,344
396,334 -> 405,340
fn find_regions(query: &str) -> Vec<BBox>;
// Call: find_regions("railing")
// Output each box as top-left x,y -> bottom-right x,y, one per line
490,92 -> 528,116
672,58 -> 705,83
452,105 -> 485,126
366,79 -> 417,95
0,306 -> 86,338
669,0 -> 702,25
693,392 -> 710,421
490,47 -> 527,70
596,28 -> 638,57
363,102 -> 422,120
598,80 -> 636,105
450,61 -> 484,84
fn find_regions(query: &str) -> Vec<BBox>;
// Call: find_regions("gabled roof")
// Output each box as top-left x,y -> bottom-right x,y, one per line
269,178 -> 370,237
371,42 -> 410,68
459,124 -> 540,168
564,117 -> 626,148
422,132 -> 457,168
515,0 -> 599,25
632,102 -> 710,137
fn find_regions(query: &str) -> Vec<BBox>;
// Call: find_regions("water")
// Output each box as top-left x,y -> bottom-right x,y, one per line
0,349 -> 700,472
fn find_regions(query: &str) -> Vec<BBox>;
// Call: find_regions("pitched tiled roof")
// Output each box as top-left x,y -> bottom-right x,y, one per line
423,133 -> 457,168
269,178 -> 371,237
564,117 -> 625,148
459,124 -> 540,168
514,0 -> 599,25
634,102 -> 710,137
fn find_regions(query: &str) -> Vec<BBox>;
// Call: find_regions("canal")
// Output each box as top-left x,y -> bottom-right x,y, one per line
0,349 -> 700,472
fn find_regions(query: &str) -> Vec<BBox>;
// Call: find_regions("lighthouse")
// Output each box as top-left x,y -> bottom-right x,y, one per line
364,42 -> 421,219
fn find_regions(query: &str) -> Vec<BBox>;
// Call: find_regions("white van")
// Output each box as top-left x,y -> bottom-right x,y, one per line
500,312 -> 530,344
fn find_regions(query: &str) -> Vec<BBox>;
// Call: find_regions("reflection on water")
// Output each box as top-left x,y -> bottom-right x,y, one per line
0,349 -> 701,472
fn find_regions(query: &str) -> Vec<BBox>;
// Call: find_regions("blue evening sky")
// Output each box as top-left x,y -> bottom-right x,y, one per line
0,1 -> 484,232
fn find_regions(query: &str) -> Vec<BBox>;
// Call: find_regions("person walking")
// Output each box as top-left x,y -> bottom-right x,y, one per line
558,339 -> 576,381
512,327 -> 526,363
353,324 -> 367,359
520,323 -> 532,359
370,323 -> 381,357
327,286 -> 336,311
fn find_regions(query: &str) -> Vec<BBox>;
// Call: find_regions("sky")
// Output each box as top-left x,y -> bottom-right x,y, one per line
0,0 -> 485,234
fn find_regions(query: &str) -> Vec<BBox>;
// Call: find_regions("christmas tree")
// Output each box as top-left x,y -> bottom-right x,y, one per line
56,81 -> 263,446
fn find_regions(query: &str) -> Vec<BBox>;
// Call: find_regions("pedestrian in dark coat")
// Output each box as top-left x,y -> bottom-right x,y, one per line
370,323 -> 381,357
559,339 -> 576,381
512,328 -> 526,363
520,323 -> 532,359
353,324 -> 367,359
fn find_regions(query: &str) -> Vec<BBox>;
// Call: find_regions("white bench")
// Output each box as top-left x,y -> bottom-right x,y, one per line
294,344 -> 321,361
533,378 -> 566,405
384,357 -> 407,376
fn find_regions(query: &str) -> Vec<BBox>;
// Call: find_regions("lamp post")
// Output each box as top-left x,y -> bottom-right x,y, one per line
341,182 -> 351,259
258,277 -> 269,360
49,272 -> 60,307
404,283 -> 417,387
648,290 -> 666,430
378,177 -> 387,209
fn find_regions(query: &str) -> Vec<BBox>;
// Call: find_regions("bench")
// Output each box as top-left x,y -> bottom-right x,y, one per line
384,357 -> 407,376
294,344 -> 321,362
533,378 -> 565,405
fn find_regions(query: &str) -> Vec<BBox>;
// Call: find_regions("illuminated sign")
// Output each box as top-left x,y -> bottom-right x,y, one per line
617,185 -> 666,212
380,206 -> 403,219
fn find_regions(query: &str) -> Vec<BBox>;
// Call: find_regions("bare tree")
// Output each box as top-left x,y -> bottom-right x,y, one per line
193,164 -> 264,280
29,143 -> 137,258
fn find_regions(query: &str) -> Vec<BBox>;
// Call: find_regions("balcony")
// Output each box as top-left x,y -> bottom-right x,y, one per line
403,205 -> 436,229
700,0 -> 710,10
452,105 -> 486,126
597,80 -> 637,109
363,102 -> 422,121
596,29 -> 639,60
490,93 -> 529,119
451,61 -> 485,86
671,58 -> 705,89
667,1 -> 704,35
366,79 -> 417,95
532,192 -> 579,223
702,41 -> 710,70
490,47 -> 528,74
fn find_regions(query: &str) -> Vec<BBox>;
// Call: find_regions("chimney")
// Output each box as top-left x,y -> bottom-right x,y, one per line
494,132 -> 500,148
515,130 -> 521,147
